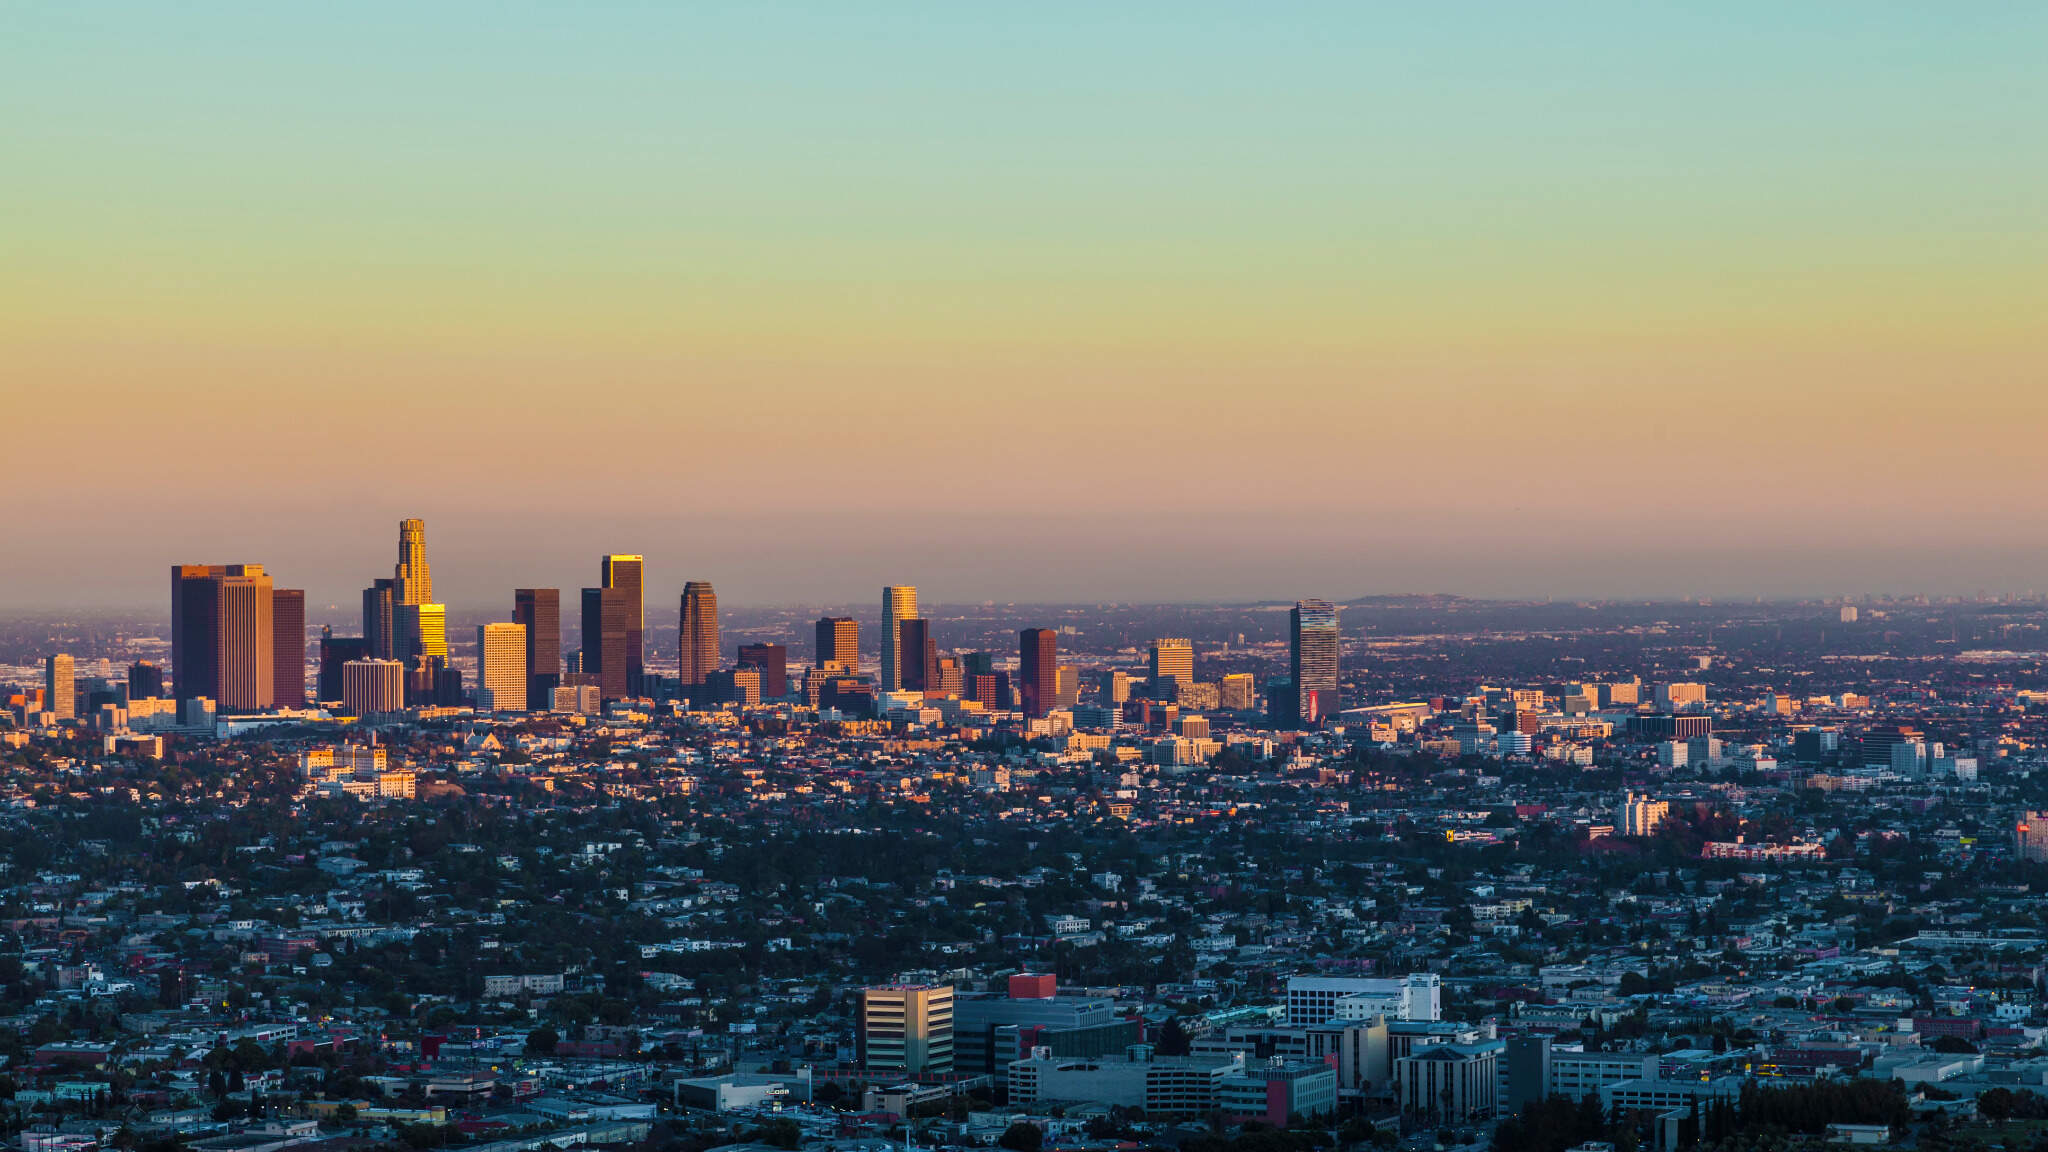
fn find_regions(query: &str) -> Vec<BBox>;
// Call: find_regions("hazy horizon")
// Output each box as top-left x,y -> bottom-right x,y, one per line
8,5 -> 2046,609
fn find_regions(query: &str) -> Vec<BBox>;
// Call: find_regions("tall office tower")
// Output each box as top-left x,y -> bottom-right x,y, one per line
170,563 -> 275,710
1150,638 -> 1194,691
1289,598 -> 1340,728
514,589 -> 562,703
736,643 -> 788,699
476,623 -> 530,712
601,555 -> 645,686
128,660 -> 165,700
272,588 -> 306,708
1056,665 -> 1081,709
967,671 -> 1010,710
857,984 -> 955,1074
394,517 -> 432,604
1019,628 -> 1057,719
898,619 -> 934,691
679,581 -> 720,687
44,654 -> 75,721
1219,672 -> 1256,711
815,616 -> 860,673
396,603 -> 448,663
880,585 -> 918,691
931,655 -> 964,698
171,565 -> 224,701
362,578 -> 397,659
1095,669 -> 1132,705
317,631 -> 369,703
342,658 -> 407,715
580,587 -> 630,700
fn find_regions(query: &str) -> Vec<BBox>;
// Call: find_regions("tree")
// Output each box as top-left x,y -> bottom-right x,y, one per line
1156,1018 -> 1192,1057
524,1027 -> 558,1056
998,1122 -> 1044,1152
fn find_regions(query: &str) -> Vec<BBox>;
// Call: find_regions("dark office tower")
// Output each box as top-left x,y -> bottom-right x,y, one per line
737,643 -> 789,699
514,588 -> 562,702
1019,628 -> 1057,719
815,616 -> 860,673
1289,598 -> 1341,728
898,619 -> 934,691
967,671 -> 1011,710
580,587 -> 630,701
171,563 -> 275,710
362,578 -> 397,659
317,630 -> 369,704
128,660 -> 165,700
679,581 -> 719,687
601,555 -> 645,687
171,565 -> 222,702
272,588 -> 306,708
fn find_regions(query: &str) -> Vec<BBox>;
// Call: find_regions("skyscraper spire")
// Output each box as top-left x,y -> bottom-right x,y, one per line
395,518 -> 432,605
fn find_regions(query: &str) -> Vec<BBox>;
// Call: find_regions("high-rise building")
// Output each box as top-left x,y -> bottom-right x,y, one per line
1019,628 -> 1057,719
170,563 -> 275,711
880,585 -> 918,691
317,630 -> 368,703
128,660 -> 165,700
2017,813 -> 2048,863
362,578 -> 397,659
580,587 -> 630,700
476,623 -> 530,713
1620,791 -> 1670,837
394,518 -> 432,605
679,581 -> 720,687
342,658 -> 407,715
898,619 -> 935,692
396,603 -> 448,663
815,616 -> 859,674
932,655 -> 964,698
601,555 -> 645,687
1097,669 -> 1132,705
514,589 -> 561,704
1219,672 -> 1256,711
736,643 -> 788,699
44,654 -> 75,721
272,588 -> 306,708
857,984 -> 955,1074
1289,599 -> 1340,728
1151,639 -> 1195,691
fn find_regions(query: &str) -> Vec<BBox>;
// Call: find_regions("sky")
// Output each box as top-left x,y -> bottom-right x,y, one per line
6,3 -> 2047,610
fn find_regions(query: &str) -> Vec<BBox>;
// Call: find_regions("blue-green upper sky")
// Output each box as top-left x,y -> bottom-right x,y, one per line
6,3 -> 2046,606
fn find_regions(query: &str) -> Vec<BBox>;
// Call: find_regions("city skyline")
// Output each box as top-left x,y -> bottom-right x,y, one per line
6,5 -> 2048,609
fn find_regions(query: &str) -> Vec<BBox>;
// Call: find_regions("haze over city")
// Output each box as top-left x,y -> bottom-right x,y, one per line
8,4 -> 2048,609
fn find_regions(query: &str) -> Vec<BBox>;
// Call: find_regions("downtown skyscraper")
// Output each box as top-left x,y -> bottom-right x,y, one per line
580,586 -> 629,701
171,563 -> 276,711
880,585 -> 918,692
1289,598 -> 1340,727
514,588 -> 561,703
601,554 -> 645,689
1019,627 -> 1057,719
815,616 -> 859,674
679,581 -> 719,687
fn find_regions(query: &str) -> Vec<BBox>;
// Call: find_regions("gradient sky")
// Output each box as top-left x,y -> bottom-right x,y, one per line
6,3 -> 2046,610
